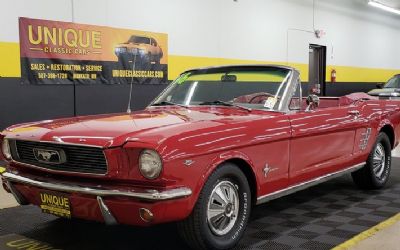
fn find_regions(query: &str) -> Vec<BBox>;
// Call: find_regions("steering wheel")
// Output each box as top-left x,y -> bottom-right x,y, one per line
248,93 -> 275,104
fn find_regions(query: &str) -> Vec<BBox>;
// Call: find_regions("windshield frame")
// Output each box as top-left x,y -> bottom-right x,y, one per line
149,65 -> 300,113
384,75 -> 400,89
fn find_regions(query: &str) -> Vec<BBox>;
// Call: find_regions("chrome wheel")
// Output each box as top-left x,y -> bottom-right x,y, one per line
373,143 -> 386,179
207,180 -> 239,236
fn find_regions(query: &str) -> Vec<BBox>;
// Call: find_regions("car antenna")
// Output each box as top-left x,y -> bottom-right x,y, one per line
127,54 -> 137,114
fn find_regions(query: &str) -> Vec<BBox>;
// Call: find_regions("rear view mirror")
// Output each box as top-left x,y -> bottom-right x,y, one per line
376,83 -> 384,89
221,74 -> 237,82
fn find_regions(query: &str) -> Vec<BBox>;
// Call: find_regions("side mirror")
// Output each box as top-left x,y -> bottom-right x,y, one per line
305,94 -> 320,112
376,83 -> 384,89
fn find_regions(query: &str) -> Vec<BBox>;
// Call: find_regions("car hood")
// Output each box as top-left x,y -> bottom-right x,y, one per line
3,107 -> 280,148
368,88 -> 398,96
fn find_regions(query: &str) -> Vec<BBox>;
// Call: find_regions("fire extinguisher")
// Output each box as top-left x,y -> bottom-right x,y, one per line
331,69 -> 337,83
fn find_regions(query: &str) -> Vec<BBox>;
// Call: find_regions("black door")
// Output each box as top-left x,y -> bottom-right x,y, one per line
308,44 -> 327,96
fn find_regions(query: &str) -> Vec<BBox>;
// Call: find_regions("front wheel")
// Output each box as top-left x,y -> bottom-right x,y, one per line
352,132 -> 392,189
178,163 -> 251,250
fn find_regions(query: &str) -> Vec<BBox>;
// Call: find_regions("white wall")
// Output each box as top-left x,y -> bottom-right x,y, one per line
1,0 -> 400,69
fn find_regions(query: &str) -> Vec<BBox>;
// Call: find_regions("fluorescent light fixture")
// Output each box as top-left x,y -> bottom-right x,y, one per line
368,0 -> 400,15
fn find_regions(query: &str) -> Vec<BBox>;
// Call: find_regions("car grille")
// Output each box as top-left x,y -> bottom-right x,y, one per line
116,47 -> 127,53
10,140 -> 107,174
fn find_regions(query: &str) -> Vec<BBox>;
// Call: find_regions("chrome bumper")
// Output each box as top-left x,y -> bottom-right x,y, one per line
1,171 -> 192,225
1,172 -> 192,201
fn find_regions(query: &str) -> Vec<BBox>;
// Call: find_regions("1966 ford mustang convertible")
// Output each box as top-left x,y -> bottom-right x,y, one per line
1,65 -> 400,249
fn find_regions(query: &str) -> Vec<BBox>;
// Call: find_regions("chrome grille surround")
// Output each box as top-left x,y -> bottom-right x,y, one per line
9,140 -> 108,175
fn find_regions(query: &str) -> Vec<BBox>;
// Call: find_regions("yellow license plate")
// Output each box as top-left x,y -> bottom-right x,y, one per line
39,192 -> 71,218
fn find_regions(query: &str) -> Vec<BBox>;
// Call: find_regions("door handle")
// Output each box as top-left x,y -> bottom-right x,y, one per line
348,110 -> 360,116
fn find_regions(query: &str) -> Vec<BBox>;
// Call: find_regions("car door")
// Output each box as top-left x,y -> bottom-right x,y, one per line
288,104 -> 361,185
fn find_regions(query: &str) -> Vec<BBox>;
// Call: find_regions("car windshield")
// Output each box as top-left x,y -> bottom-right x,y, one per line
152,67 -> 293,110
129,36 -> 150,44
384,76 -> 400,88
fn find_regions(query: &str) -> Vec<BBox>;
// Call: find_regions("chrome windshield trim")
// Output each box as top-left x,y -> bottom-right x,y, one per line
256,162 -> 365,205
149,64 -> 300,113
1,172 -> 192,201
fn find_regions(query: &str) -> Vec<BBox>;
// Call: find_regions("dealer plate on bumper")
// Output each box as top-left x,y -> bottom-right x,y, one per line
39,192 -> 71,218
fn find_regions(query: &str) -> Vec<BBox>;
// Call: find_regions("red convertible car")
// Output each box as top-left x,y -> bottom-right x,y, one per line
1,65 -> 400,249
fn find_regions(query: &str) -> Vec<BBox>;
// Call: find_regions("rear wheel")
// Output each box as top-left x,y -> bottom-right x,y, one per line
178,163 -> 251,250
352,132 -> 392,189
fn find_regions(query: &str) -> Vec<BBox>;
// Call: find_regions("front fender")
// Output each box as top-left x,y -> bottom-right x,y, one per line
195,150 -> 259,201
377,119 -> 393,133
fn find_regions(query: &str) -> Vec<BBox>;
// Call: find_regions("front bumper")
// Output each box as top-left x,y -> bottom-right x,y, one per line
1,171 -> 192,225
2,172 -> 191,201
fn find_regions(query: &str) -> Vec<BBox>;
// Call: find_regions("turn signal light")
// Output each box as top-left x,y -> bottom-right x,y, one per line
139,208 -> 154,222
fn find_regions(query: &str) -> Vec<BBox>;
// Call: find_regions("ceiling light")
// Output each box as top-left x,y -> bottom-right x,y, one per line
368,0 -> 400,15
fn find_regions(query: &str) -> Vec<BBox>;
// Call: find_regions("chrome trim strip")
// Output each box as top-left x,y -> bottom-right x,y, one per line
8,138 -> 104,148
6,181 -> 29,205
97,196 -> 118,225
1,172 -> 192,201
256,163 -> 365,205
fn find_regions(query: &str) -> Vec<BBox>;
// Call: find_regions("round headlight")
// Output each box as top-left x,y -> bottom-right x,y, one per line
1,139 -> 11,160
139,149 -> 162,179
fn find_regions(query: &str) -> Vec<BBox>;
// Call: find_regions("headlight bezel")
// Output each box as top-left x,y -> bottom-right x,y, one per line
1,138 -> 12,160
138,149 -> 163,180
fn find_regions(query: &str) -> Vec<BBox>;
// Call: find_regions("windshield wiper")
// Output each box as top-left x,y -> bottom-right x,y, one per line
151,101 -> 188,108
198,100 -> 251,112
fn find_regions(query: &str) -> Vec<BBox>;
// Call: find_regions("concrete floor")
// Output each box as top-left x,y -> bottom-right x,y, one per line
350,220 -> 400,250
0,178 -> 17,209
392,144 -> 400,158
1,147 -> 400,249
